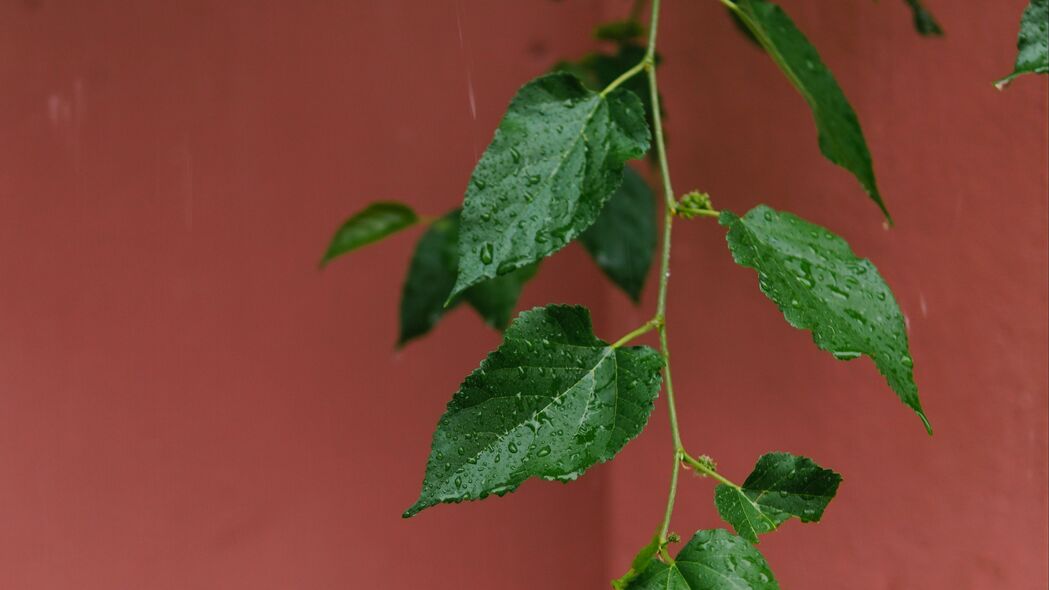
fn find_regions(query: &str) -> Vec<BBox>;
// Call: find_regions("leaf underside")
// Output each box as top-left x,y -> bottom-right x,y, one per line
399,210 -> 537,346
405,304 -> 663,517
715,452 -> 842,543
322,202 -> 418,265
996,0 -> 1049,88
730,0 -> 890,221
450,72 -> 650,298
721,205 -> 930,433
580,167 -> 657,302
626,529 -> 779,590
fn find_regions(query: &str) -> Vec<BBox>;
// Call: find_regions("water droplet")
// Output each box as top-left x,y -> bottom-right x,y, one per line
479,243 -> 494,264
472,177 -> 487,190
509,147 -> 521,163
536,446 -> 551,457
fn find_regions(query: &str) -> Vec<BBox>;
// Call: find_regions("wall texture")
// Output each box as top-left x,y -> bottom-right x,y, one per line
1,1 -> 1045,589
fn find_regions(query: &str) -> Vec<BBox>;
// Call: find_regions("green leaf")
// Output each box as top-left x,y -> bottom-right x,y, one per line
450,72 -> 649,299
399,210 -> 538,345
553,44 -> 662,147
462,263 -> 540,330
580,167 -> 657,302
727,8 -> 762,47
404,304 -> 663,517
720,205 -> 931,433
903,0 -> 944,36
399,213 -> 460,345
728,0 -> 890,221
714,452 -> 842,544
594,19 -> 645,42
321,202 -> 418,265
625,529 -> 779,590
996,0 -> 1049,88
611,534 -> 662,590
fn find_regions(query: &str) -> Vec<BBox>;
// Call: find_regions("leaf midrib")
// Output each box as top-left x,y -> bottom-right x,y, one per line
438,346 -> 617,490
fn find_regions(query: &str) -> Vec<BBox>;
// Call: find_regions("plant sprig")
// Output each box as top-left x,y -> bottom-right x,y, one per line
320,0 -> 1046,587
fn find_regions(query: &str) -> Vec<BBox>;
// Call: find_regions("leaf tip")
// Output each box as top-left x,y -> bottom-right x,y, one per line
402,501 -> 425,519
918,411 -> 934,436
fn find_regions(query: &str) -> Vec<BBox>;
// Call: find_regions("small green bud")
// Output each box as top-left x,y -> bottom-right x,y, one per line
677,191 -> 714,218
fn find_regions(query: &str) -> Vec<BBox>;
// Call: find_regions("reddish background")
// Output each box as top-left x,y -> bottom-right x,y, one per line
1,1 -> 1045,588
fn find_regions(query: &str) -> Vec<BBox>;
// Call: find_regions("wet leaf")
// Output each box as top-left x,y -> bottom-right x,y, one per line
404,304 -> 663,517
321,202 -> 417,265
399,210 -> 537,346
728,0 -> 890,221
625,529 -> 779,589
553,43 -> 662,153
721,205 -> 931,433
450,72 -> 650,299
996,0 -> 1048,88
714,452 -> 842,544
580,167 -> 657,302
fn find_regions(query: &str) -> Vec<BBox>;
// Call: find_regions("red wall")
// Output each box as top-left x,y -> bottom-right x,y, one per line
1,1 -> 1045,589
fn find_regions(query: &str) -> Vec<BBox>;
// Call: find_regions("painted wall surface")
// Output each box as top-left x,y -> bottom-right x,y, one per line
1,1 -> 1045,589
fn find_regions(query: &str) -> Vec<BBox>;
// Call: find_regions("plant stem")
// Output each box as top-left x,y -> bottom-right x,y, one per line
682,452 -> 739,489
639,0 -> 688,549
600,61 -> 646,97
612,317 -> 662,349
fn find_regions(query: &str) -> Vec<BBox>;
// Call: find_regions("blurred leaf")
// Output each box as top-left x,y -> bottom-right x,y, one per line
996,0 -> 1049,88
727,8 -> 762,46
451,72 -> 650,298
404,304 -> 663,517
721,205 -> 930,433
580,167 -> 657,302
714,452 -> 842,543
611,534 -> 662,590
463,263 -> 539,330
729,0 -> 890,221
903,0 -> 944,36
625,529 -> 779,589
321,202 -> 417,265
595,19 -> 645,42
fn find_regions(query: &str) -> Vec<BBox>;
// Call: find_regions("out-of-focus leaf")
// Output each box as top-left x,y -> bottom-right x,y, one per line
580,167 -> 657,302
322,202 -> 417,265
